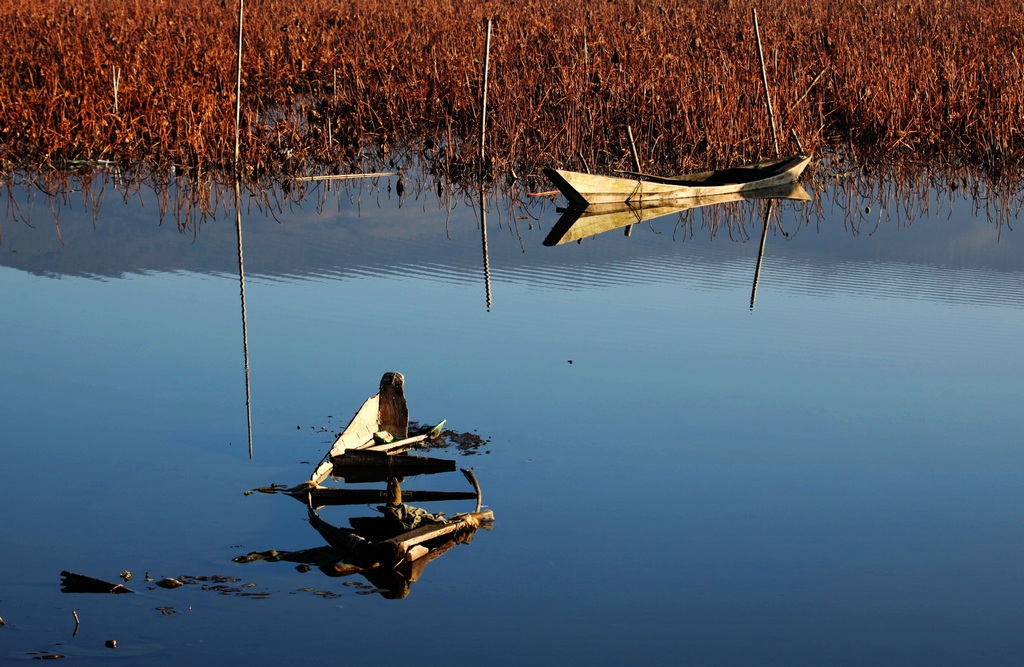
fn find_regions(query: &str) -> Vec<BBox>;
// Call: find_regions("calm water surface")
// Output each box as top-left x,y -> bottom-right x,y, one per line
1,171 -> 1023,665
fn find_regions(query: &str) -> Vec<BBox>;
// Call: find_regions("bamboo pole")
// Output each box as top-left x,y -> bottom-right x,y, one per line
234,0 -> 245,174
232,0 -> 252,459
752,9 -> 779,157
480,18 -> 493,170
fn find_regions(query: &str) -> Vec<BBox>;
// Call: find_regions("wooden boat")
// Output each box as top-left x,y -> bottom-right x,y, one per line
544,153 -> 812,206
543,182 -> 811,246
306,372 -> 453,489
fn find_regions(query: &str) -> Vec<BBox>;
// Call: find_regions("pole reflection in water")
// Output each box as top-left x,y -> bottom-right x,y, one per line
750,200 -> 774,311
480,184 -> 492,312
235,178 -> 254,459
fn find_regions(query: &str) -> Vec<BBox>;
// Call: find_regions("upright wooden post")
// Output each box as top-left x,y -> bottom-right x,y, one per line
752,9 -> 780,157
378,372 -> 409,439
234,0 -> 245,174
480,18 -> 493,170
626,125 -> 642,172
624,125 -> 641,236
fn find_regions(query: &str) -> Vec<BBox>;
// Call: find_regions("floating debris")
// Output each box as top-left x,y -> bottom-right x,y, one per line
60,571 -> 133,594
27,650 -> 65,660
154,578 -> 183,589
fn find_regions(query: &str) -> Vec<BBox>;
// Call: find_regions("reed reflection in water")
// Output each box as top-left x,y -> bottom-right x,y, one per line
0,164 -> 1022,665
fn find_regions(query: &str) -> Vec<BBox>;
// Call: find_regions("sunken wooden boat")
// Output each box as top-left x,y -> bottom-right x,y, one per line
544,153 -> 812,206
544,182 -> 812,246
305,372 -> 455,493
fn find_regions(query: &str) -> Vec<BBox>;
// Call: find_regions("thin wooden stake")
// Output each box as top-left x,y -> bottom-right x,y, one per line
234,0 -> 245,175
789,128 -> 805,153
625,125 -> 641,237
793,65 -> 828,110
626,125 -> 642,171
72,610 -> 81,637
480,18 -> 493,171
111,66 -> 120,116
752,9 -> 779,157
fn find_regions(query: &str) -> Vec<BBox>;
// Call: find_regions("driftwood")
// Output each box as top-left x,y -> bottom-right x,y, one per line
332,449 -> 455,473
309,371 -> 441,486
293,171 -> 399,182
60,571 -> 133,594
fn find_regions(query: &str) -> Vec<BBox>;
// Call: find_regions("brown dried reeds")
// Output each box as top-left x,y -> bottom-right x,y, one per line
1,0 -> 1023,187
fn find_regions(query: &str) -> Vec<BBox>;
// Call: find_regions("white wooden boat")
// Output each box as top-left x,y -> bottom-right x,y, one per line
544,154 -> 812,206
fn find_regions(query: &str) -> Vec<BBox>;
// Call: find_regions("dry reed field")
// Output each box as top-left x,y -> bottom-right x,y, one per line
1,0 -> 1023,187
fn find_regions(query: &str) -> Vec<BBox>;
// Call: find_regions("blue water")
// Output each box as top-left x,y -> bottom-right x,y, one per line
1,171 -> 1022,665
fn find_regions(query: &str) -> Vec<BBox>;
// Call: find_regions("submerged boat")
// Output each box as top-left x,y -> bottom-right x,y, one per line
543,182 -> 811,246
299,372 -> 453,492
544,154 -> 812,206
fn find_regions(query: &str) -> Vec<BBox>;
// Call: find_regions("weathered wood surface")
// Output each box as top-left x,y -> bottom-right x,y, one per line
377,371 -> 409,439
332,448 -> 456,473
314,393 -> 380,484
364,433 -> 429,454
544,154 -> 811,205
312,372 -> 442,486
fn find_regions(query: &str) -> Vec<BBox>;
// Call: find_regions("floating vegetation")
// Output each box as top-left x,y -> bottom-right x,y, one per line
2,0 -> 1023,187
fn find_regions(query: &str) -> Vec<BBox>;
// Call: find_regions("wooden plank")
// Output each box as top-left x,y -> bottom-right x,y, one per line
332,450 -> 456,474
361,433 -> 428,454
326,395 -> 379,458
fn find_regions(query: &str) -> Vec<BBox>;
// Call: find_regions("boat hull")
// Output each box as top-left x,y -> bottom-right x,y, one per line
544,154 -> 812,206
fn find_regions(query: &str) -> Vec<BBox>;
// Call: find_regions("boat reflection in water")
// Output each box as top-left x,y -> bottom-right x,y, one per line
543,182 -> 811,246
543,183 -> 812,310
235,372 -> 494,599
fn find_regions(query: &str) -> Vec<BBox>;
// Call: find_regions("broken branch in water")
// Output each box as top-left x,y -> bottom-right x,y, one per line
294,172 -> 400,182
